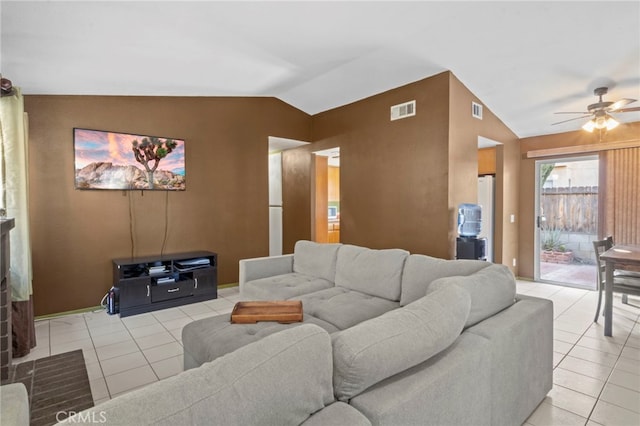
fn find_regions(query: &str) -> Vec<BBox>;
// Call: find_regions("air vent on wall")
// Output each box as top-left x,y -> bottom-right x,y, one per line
390,100 -> 416,121
472,102 -> 483,119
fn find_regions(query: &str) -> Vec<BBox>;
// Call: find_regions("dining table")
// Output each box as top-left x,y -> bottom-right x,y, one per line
600,244 -> 640,337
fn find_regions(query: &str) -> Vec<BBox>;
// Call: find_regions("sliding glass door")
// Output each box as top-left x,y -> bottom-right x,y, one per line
535,156 -> 599,289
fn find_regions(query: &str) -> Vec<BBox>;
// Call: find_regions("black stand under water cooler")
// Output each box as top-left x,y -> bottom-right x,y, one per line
456,203 -> 487,261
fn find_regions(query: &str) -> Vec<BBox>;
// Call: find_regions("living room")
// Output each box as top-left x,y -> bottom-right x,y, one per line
1,1 -> 639,425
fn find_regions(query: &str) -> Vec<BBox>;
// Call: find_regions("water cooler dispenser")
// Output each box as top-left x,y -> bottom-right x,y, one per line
456,203 -> 487,260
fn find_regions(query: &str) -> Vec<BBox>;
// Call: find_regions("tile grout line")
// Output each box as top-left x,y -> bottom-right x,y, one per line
87,294 -> 236,398
556,292 -> 639,422
84,311 -> 114,401
546,291 -> 602,423
533,288 -> 640,424
585,318 -> 638,421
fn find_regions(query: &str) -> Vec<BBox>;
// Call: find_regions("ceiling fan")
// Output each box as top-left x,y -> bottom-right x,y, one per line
552,87 -> 640,132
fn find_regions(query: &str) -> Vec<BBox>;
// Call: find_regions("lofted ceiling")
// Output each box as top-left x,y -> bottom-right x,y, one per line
1,1 -> 639,138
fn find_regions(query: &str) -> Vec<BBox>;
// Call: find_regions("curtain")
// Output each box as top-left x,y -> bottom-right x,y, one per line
0,87 -> 35,357
601,147 -> 640,245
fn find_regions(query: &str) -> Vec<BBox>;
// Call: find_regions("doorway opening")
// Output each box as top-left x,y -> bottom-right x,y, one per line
535,156 -> 599,288
312,148 -> 340,243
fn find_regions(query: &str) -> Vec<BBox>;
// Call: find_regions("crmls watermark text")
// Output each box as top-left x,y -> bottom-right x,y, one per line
56,411 -> 107,423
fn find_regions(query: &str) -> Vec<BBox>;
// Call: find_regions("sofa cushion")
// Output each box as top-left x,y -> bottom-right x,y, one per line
241,272 -> 334,300
293,240 -> 342,283
332,285 -> 471,401
302,401 -> 372,426
293,287 -> 399,331
182,313 -> 340,369
427,263 -> 516,328
348,333 -> 492,426
335,244 -> 409,301
400,254 -> 490,306
68,325 -> 335,426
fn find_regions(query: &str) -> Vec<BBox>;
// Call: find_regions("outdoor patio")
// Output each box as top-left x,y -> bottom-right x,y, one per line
540,261 -> 597,289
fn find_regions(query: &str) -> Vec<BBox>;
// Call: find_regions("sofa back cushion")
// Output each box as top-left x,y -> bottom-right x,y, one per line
400,254 -> 490,306
335,244 -> 409,301
64,324 -> 335,426
293,240 -> 342,283
427,263 -> 516,328
332,285 -> 471,401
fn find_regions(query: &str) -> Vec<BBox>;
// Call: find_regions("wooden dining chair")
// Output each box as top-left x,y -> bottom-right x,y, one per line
593,237 -> 640,323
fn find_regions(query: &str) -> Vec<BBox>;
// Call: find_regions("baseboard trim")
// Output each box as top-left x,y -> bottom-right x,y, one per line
37,282 -> 239,320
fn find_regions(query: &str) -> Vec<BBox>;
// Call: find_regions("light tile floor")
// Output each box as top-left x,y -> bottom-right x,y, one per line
13,287 -> 241,405
517,281 -> 640,426
13,283 -> 640,425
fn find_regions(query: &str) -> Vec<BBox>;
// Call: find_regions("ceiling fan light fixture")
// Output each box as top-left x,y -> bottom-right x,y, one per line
557,86 -> 636,133
582,113 -> 619,133
582,120 -> 596,132
605,116 -> 619,130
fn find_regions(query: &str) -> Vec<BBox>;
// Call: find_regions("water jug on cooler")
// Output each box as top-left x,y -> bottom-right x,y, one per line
456,203 -> 487,260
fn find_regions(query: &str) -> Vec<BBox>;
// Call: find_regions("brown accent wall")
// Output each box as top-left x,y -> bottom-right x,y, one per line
283,72 -> 519,264
25,95 -> 311,316
448,74 -> 520,268
282,147 -> 312,253
518,122 -> 640,279
25,72 -> 540,316
291,72 -> 451,257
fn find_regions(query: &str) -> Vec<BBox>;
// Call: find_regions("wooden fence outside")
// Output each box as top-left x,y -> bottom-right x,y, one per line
541,186 -> 598,234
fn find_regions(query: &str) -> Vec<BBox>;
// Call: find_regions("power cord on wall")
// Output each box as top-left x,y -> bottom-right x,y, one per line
128,190 -> 136,258
102,190 -> 171,311
160,190 -> 169,257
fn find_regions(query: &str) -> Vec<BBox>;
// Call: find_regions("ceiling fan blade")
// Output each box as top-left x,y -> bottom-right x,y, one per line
612,106 -> 640,113
551,115 -> 592,125
554,111 -> 590,114
608,98 -> 636,111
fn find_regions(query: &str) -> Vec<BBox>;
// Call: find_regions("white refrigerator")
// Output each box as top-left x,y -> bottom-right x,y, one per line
268,153 -> 283,256
478,176 -> 495,262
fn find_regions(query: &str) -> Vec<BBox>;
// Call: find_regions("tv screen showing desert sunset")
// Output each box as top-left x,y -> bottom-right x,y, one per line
74,128 -> 186,190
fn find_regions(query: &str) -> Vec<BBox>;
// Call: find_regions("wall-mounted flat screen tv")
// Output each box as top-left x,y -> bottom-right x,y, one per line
74,128 -> 186,191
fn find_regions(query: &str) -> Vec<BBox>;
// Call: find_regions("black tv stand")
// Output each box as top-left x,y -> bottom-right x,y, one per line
112,251 -> 217,317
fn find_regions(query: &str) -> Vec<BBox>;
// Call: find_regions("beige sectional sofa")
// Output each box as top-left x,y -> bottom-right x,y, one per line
62,241 -> 553,425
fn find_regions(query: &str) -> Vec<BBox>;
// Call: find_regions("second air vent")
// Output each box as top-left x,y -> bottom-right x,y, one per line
472,102 -> 483,119
390,100 -> 416,121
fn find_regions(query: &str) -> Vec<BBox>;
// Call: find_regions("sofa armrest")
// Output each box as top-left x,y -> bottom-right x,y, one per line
60,325 -> 335,426
239,254 -> 294,289
0,383 -> 29,426
465,294 -> 553,426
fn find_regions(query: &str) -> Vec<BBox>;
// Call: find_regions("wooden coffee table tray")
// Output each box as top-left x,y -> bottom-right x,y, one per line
230,301 -> 303,324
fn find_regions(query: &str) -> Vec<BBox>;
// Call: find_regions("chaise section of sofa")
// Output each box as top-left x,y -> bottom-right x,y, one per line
182,313 -> 342,370
60,324 -> 370,426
